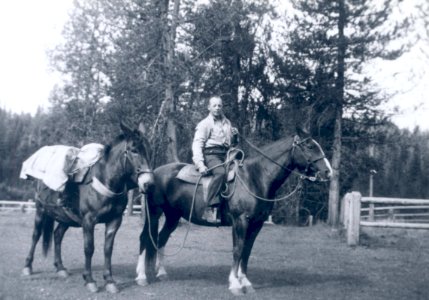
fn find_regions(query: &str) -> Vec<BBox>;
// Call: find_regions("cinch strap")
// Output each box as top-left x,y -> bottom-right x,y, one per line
91,176 -> 124,198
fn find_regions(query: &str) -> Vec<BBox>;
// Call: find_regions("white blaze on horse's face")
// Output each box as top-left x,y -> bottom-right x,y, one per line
312,140 -> 333,180
125,138 -> 154,193
138,172 -> 154,193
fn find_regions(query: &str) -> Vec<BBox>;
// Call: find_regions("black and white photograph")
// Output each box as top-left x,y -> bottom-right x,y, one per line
0,0 -> 428,299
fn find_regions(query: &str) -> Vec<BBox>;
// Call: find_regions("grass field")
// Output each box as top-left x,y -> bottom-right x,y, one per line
0,212 -> 428,300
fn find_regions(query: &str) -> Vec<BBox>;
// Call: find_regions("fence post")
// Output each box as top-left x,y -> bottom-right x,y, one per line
341,194 -> 350,229
388,208 -> 394,221
126,190 -> 134,216
308,215 -> 313,227
347,191 -> 361,246
369,203 -> 375,221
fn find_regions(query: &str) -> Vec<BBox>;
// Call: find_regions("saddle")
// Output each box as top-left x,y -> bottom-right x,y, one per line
66,143 -> 105,183
176,148 -> 243,202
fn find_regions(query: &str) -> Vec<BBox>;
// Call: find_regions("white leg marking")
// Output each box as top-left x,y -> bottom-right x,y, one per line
237,265 -> 255,294
156,248 -> 167,279
229,269 -> 243,292
238,265 -> 252,287
135,252 -> 147,284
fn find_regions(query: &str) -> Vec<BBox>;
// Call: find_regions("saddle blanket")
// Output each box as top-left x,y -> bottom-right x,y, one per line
175,162 -> 238,202
20,143 -> 104,192
176,164 -> 212,202
176,163 -> 237,184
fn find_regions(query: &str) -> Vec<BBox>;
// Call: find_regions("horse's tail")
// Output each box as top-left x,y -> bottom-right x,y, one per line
42,213 -> 55,257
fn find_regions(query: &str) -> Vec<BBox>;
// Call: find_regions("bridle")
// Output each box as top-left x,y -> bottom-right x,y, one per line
123,148 -> 153,176
212,134 -> 330,203
91,142 -> 153,198
241,134 -> 327,181
291,137 -> 327,181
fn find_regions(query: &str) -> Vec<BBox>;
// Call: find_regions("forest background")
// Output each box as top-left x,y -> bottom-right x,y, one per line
1,0 -> 428,226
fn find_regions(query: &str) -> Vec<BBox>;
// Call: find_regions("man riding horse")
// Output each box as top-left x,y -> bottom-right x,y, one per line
192,96 -> 238,223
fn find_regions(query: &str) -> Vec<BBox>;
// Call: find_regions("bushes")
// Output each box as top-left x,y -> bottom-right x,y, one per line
0,181 -> 35,201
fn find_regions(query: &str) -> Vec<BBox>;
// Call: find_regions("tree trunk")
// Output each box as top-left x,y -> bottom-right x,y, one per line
166,86 -> 179,162
328,0 -> 346,226
328,106 -> 342,226
151,0 -> 180,163
165,0 -> 180,162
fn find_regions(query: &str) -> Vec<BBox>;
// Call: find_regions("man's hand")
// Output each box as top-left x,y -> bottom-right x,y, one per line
198,165 -> 209,175
231,127 -> 239,135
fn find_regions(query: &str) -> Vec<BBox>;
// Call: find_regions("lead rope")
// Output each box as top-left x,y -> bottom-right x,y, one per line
144,162 -> 223,257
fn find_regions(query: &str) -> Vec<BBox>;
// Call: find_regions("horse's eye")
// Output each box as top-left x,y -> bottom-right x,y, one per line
306,142 -> 315,149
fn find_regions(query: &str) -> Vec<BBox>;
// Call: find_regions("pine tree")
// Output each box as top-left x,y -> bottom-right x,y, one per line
276,0 -> 410,225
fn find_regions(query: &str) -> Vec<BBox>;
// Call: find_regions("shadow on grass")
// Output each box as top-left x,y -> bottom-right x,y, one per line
26,261 -> 368,294
110,263 -> 369,291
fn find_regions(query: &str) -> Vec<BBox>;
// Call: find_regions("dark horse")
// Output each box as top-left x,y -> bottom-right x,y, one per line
22,123 -> 154,293
135,128 -> 332,295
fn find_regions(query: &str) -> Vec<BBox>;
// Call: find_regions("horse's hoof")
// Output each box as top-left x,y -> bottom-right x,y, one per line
86,282 -> 99,293
242,285 -> 255,294
22,267 -> 32,276
157,269 -> 168,281
57,270 -> 69,278
136,278 -> 149,286
229,287 -> 245,296
105,282 -> 119,293
157,273 -> 168,281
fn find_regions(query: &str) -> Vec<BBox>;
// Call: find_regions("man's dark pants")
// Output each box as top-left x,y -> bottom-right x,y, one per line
204,150 -> 227,207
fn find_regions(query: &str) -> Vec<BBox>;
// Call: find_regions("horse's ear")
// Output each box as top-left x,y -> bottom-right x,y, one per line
120,121 -> 134,138
296,124 -> 310,138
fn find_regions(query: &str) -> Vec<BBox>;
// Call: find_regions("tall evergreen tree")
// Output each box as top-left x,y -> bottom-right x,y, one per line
273,0 -> 410,225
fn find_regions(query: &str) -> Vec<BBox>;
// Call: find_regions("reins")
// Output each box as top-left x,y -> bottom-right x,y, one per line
238,133 -> 320,182
235,170 -> 303,202
227,133 -> 326,202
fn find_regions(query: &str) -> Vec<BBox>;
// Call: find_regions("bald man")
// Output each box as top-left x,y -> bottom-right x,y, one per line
192,96 -> 238,223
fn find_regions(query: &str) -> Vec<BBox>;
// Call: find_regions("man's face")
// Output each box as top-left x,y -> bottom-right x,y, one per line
208,97 -> 223,118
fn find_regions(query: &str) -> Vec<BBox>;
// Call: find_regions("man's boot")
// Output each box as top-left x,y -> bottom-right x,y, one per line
201,206 -> 219,224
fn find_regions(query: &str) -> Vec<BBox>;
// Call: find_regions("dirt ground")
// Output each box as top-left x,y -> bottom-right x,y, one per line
0,212 -> 428,300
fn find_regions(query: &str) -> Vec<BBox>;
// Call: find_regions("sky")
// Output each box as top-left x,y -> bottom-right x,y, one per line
0,0 -> 73,115
371,45 -> 429,131
0,0 -> 428,131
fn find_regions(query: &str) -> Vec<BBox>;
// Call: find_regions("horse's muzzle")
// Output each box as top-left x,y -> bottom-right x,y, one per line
138,172 -> 155,193
314,158 -> 333,182
316,171 -> 331,182
315,168 -> 332,182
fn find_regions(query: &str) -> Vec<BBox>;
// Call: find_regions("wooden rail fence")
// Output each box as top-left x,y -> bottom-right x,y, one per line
0,200 -> 36,212
341,192 -> 429,246
0,200 -> 143,215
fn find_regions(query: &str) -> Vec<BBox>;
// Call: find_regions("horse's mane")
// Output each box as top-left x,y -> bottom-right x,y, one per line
103,133 -> 151,162
104,134 -> 126,158
246,136 -> 293,163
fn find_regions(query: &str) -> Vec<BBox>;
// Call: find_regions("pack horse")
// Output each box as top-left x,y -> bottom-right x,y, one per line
136,128 -> 332,295
21,123 -> 154,293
